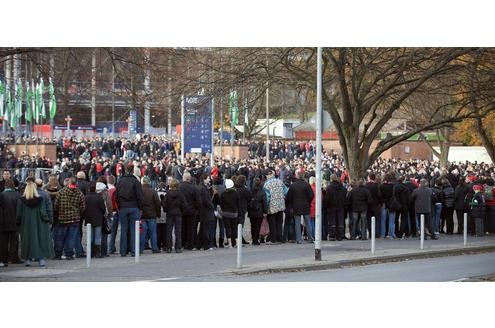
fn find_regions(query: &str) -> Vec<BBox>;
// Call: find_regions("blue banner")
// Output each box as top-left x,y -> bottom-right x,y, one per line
128,110 -> 137,134
183,95 -> 212,154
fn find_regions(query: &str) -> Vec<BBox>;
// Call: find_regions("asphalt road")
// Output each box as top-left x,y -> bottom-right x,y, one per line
170,252 -> 495,282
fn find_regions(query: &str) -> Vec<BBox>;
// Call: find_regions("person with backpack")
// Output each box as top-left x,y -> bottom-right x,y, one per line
483,178 -> 495,234
248,178 -> 266,245
441,178 -> 455,234
431,180 -> 444,237
470,184 -> 485,237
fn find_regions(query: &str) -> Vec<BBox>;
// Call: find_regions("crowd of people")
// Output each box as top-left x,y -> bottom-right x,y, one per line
0,134 -> 494,268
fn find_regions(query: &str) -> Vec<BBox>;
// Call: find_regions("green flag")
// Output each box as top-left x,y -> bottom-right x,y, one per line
39,78 -> 46,120
34,81 -> 39,124
25,81 -> 32,123
12,79 -> 23,129
7,88 -> 14,128
31,80 -> 36,124
49,78 -> 57,119
229,90 -> 238,125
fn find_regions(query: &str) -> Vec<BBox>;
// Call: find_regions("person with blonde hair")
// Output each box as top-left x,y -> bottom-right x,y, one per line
17,181 -> 54,267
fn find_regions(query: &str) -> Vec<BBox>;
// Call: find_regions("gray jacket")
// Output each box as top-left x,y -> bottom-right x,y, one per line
411,186 -> 432,214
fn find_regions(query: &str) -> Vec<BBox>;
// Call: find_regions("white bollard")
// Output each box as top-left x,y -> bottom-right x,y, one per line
135,220 -> 140,263
464,213 -> 468,246
86,223 -> 92,268
420,214 -> 425,250
371,216 -> 375,254
237,224 -> 243,269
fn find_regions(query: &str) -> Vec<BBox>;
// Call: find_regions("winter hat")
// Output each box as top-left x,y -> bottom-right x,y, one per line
96,182 -> 107,191
468,175 -> 478,183
225,179 -> 234,189
473,184 -> 483,192
142,176 -> 151,185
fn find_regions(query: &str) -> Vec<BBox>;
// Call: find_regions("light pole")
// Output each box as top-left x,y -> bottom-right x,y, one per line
315,47 -> 323,261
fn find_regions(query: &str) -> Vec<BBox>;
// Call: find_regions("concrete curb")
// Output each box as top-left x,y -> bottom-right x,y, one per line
230,245 -> 495,276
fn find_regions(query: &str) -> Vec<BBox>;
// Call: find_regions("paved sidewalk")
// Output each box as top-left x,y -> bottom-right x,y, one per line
0,234 -> 494,281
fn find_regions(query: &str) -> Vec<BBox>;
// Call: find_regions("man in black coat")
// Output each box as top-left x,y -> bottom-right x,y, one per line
116,163 -> 144,257
347,179 -> 371,239
179,172 -> 201,250
365,173 -> 382,238
325,174 -> 347,241
394,176 -> 411,238
0,179 -> 22,266
287,170 -> 314,243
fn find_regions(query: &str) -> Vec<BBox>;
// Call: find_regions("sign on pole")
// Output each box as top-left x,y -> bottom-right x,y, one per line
183,95 -> 213,154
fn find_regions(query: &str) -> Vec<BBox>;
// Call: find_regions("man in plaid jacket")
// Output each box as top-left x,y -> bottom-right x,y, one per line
53,176 -> 86,260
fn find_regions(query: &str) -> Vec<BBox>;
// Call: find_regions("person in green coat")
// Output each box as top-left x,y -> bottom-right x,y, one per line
17,180 -> 54,267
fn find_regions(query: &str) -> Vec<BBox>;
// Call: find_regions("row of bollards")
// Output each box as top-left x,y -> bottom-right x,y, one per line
86,214 -> 470,269
86,221 -> 141,269
370,213 -> 469,255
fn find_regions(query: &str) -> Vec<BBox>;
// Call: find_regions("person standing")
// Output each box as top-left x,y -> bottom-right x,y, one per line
234,175 -> 251,245
107,175 -> 120,254
83,181 -> 107,258
286,170 -> 314,244
96,178 -> 112,257
17,181 -> 55,267
325,174 -> 347,241
116,163 -> 144,257
470,184 -> 485,237
0,179 -> 21,267
347,179 -> 372,240
411,179 -> 437,240
53,176 -> 86,260
441,178 -> 455,234
365,173 -> 382,238
197,174 -> 215,250
140,176 -> 161,253
178,172 -> 201,250
454,178 -> 469,234
248,178 -> 266,245
263,170 -> 287,244
161,179 -> 187,253
220,179 -> 240,247
379,173 -> 397,239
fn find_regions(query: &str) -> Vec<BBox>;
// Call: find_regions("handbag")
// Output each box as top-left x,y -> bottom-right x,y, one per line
259,216 -> 270,237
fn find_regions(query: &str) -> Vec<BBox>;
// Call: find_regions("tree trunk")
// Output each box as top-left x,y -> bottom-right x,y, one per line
475,116 -> 495,164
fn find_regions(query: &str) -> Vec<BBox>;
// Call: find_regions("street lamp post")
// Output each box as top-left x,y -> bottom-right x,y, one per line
315,47 -> 323,261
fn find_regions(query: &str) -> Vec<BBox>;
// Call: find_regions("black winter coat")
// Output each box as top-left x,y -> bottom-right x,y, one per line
470,192 -> 485,218
287,178 -> 314,216
141,185 -> 161,219
220,188 -> 240,214
365,181 -> 382,208
198,184 -> 215,222
347,186 -> 371,212
161,189 -> 187,217
454,184 -> 470,211
248,187 -> 266,219
84,192 -> 106,227
179,181 -> 201,217
325,181 -> 347,209
116,174 -> 144,209
235,186 -> 251,215
0,189 -> 20,232
379,183 -> 395,210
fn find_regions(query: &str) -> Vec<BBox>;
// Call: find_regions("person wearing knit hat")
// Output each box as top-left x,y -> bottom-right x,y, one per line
96,182 -> 107,191
470,184 -> 485,237
225,179 -> 234,189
